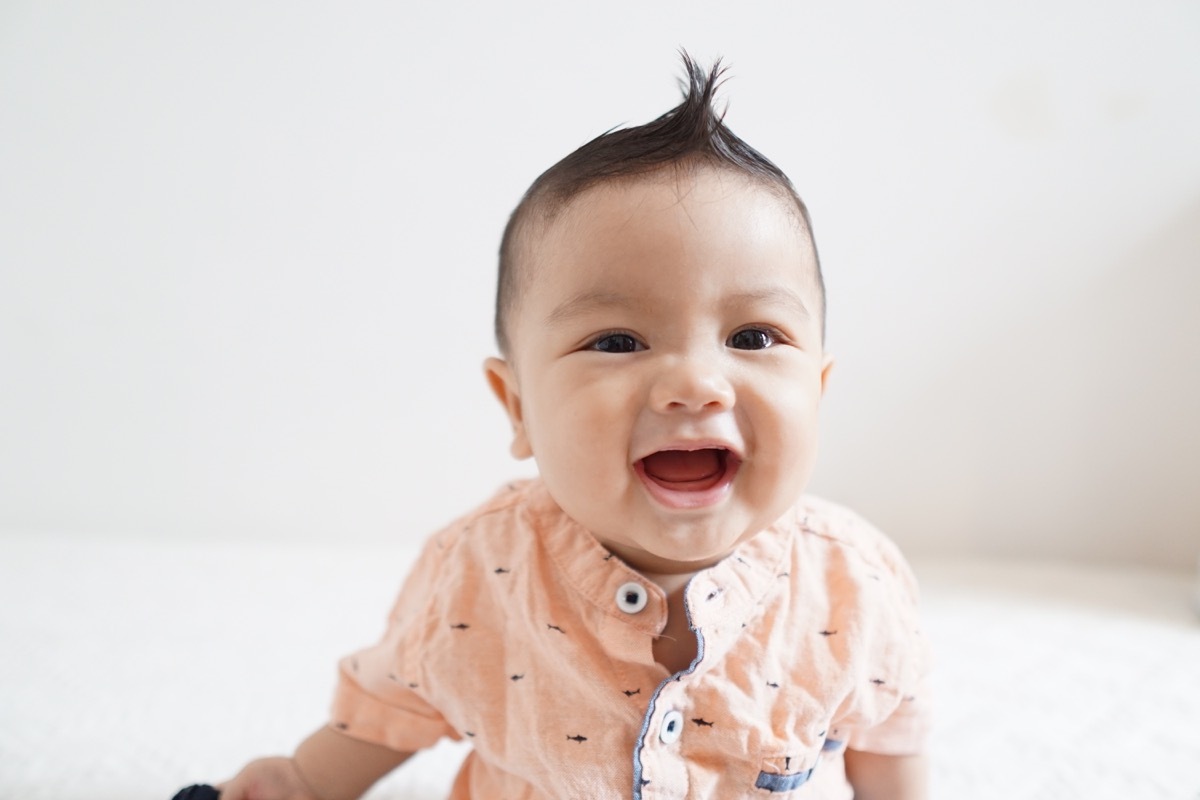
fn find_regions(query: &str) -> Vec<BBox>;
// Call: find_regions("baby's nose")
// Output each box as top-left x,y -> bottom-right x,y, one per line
648,357 -> 735,413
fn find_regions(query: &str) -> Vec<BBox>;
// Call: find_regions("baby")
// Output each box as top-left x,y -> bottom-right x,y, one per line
214,56 -> 931,800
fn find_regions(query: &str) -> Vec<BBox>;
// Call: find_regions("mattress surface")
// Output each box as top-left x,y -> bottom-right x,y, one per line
1,533 -> 1197,800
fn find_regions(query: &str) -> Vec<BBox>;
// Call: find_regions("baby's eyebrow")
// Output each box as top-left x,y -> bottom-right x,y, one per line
544,289 -> 649,327
544,285 -> 811,327
731,287 -> 812,321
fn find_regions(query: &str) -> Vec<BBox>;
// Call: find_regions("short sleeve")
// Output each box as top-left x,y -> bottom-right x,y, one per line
845,641 -> 933,755
846,531 -> 934,756
328,535 -> 459,753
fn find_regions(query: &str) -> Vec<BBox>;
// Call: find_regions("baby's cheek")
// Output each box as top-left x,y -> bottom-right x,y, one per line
753,410 -> 820,494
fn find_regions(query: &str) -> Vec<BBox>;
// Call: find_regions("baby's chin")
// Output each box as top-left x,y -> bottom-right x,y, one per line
595,525 -> 754,576
605,545 -> 729,577
547,480 -> 778,572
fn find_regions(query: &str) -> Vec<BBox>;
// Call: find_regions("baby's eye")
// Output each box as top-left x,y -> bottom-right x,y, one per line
728,328 -> 777,351
590,333 -> 644,353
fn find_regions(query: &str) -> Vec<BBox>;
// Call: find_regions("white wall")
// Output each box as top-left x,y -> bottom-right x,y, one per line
1,1 -> 1197,568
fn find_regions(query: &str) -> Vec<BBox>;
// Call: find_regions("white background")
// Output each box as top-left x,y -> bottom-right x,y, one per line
2,1 -> 1198,568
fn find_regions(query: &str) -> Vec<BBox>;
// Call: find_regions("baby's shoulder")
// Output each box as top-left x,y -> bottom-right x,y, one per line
438,478 -> 537,530
792,494 -> 890,548
386,480 -> 547,619
414,479 -> 553,569
789,495 -> 920,599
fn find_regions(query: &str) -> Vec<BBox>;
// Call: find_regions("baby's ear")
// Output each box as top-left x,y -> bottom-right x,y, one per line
820,353 -> 835,397
484,357 -> 533,459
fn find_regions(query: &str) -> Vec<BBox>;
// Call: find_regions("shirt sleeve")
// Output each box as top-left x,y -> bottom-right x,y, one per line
328,535 -> 460,753
845,640 -> 933,756
845,522 -> 935,756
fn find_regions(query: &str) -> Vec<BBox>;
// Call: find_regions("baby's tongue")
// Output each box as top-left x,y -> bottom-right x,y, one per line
641,449 -> 721,484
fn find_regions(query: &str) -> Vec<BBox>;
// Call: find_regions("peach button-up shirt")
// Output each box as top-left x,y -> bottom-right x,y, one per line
332,480 -> 931,799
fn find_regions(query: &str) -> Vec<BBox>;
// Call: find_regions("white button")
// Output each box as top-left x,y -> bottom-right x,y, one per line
659,710 -> 684,744
615,582 -> 648,614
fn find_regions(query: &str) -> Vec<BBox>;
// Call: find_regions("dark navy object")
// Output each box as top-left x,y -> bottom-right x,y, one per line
755,768 -> 815,792
171,784 -> 220,800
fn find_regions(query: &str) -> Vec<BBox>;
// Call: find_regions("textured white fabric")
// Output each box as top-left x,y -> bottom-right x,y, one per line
1,533 -> 1197,800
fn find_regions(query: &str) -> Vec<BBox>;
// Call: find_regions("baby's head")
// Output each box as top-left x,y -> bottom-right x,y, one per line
486,56 -> 834,574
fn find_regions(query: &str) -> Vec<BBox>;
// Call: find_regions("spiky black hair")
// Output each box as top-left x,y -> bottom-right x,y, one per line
495,53 -> 823,353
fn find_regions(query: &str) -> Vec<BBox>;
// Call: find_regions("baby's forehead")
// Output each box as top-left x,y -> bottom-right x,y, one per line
497,167 -> 826,353
529,170 -> 810,253
565,168 -> 807,225
522,174 -> 815,280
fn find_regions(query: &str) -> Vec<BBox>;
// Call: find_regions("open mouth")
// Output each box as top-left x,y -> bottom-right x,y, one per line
634,447 -> 740,509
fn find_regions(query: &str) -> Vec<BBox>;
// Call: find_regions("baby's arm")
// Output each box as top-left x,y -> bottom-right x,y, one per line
219,725 -> 413,800
843,749 -> 928,800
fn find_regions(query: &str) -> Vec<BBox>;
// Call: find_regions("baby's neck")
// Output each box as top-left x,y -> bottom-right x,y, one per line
639,569 -> 701,675
638,569 -> 694,599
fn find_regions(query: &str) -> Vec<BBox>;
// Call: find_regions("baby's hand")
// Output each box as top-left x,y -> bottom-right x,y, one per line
217,757 -> 323,800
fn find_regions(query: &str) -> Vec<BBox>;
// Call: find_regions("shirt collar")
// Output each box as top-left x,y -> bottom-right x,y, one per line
523,480 -> 794,638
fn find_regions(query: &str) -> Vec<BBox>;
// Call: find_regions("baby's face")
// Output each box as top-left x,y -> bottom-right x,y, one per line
486,168 -> 832,575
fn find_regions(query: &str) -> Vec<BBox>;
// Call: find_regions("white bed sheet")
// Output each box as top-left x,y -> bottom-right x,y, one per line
1,533 -> 1197,800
